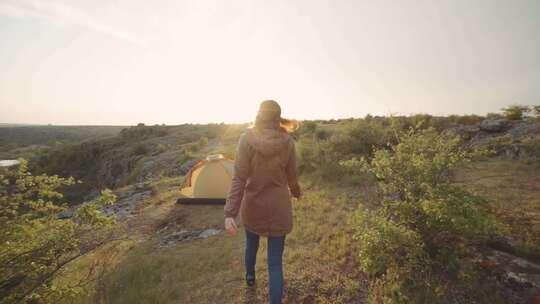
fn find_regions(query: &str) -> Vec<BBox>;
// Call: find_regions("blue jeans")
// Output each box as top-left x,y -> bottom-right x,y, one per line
245,229 -> 286,304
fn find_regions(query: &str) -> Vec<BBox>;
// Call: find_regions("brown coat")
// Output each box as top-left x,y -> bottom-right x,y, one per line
224,127 -> 301,237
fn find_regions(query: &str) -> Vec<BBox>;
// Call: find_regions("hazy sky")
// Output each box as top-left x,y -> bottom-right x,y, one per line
0,0 -> 539,125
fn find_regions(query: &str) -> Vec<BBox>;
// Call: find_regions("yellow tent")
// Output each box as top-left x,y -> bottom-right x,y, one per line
177,154 -> 234,205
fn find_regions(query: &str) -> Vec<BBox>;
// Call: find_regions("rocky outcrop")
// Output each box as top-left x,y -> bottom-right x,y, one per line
449,118 -> 540,160
446,125 -> 480,140
58,182 -> 155,220
480,118 -> 511,133
158,228 -> 221,247
101,187 -> 153,220
488,250 -> 540,304
486,235 -> 540,303
508,123 -> 540,139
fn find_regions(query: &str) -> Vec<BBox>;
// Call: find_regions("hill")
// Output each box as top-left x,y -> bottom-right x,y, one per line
0,125 -> 126,159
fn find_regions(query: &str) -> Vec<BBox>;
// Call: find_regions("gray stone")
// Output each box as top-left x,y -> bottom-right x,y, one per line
445,125 -> 480,138
0,160 -> 21,168
57,206 -> 77,219
488,249 -> 540,303
199,229 -> 221,238
504,144 -> 522,160
158,228 -> 222,247
508,122 -> 540,139
480,119 -> 510,133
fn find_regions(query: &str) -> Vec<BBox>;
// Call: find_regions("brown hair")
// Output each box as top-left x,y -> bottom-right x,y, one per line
254,100 -> 300,133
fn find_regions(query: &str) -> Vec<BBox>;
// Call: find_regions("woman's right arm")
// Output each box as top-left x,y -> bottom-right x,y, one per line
286,140 -> 301,199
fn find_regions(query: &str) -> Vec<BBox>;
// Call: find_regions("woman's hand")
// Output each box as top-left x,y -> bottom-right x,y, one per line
224,217 -> 238,236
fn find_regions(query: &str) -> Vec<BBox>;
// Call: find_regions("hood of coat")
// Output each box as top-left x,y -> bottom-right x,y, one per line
247,128 -> 290,157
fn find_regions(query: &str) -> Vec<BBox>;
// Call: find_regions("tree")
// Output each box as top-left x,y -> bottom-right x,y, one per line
0,160 -> 119,303
501,105 -> 531,120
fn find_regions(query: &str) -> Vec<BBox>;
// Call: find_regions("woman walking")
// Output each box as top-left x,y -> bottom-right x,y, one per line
224,100 -> 302,304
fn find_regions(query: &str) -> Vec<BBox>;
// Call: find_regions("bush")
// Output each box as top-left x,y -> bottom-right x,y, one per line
155,143 -> 167,154
131,143 -> 148,156
198,136 -> 209,147
342,127 -> 499,302
501,105 -> 531,120
352,209 -> 427,278
298,120 -> 317,135
0,160 -> 118,303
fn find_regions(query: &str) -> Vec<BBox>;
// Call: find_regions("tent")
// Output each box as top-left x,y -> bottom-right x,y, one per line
177,154 -> 234,205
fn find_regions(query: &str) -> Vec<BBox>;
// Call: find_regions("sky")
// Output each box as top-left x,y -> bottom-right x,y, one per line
0,0 -> 539,125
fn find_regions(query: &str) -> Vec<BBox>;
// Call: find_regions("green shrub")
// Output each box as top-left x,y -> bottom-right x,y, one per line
155,143 -> 167,154
120,125 -> 168,141
0,160 -> 117,303
198,136 -> 209,147
486,112 -> 503,119
299,120 -> 317,135
127,157 -> 146,184
501,105 -> 531,120
342,127 -> 499,302
131,143 -> 148,156
352,209 -> 427,278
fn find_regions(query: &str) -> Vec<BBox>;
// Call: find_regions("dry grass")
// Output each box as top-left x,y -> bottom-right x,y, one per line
455,158 -> 540,256
65,177 -> 367,304
61,157 -> 540,304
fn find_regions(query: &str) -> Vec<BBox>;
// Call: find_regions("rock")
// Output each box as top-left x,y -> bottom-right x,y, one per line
508,122 -> 540,139
446,125 -> 480,139
505,144 -> 522,160
0,159 -> 21,168
488,249 -> 540,303
480,119 -> 511,133
199,229 -> 220,238
159,228 -> 222,247
134,181 -> 152,191
57,206 -> 78,219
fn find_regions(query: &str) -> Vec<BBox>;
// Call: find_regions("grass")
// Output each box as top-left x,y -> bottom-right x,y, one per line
103,234 -> 246,304
455,158 -> 540,257
65,178 -> 366,304
60,157 -> 540,304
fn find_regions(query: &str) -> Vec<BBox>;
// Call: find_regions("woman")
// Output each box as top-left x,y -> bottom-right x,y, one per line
224,100 -> 302,304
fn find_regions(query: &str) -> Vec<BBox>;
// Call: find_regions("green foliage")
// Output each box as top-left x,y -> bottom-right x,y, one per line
130,143 -> 148,156
501,105 -> 531,120
183,137 -> 209,154
155,143 -> 167,154
298,120 -> 317,134
342,127 -> 499,302
0,160 -> 117,303
486,112 -> 503,119
297,114 -> 489,183
352,209 -> 426,278
533,105 -> 540,119
127,157 -> 146,185
120,125 -> 168,141
198,136 -> 209,147
296,118 -> 396,182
